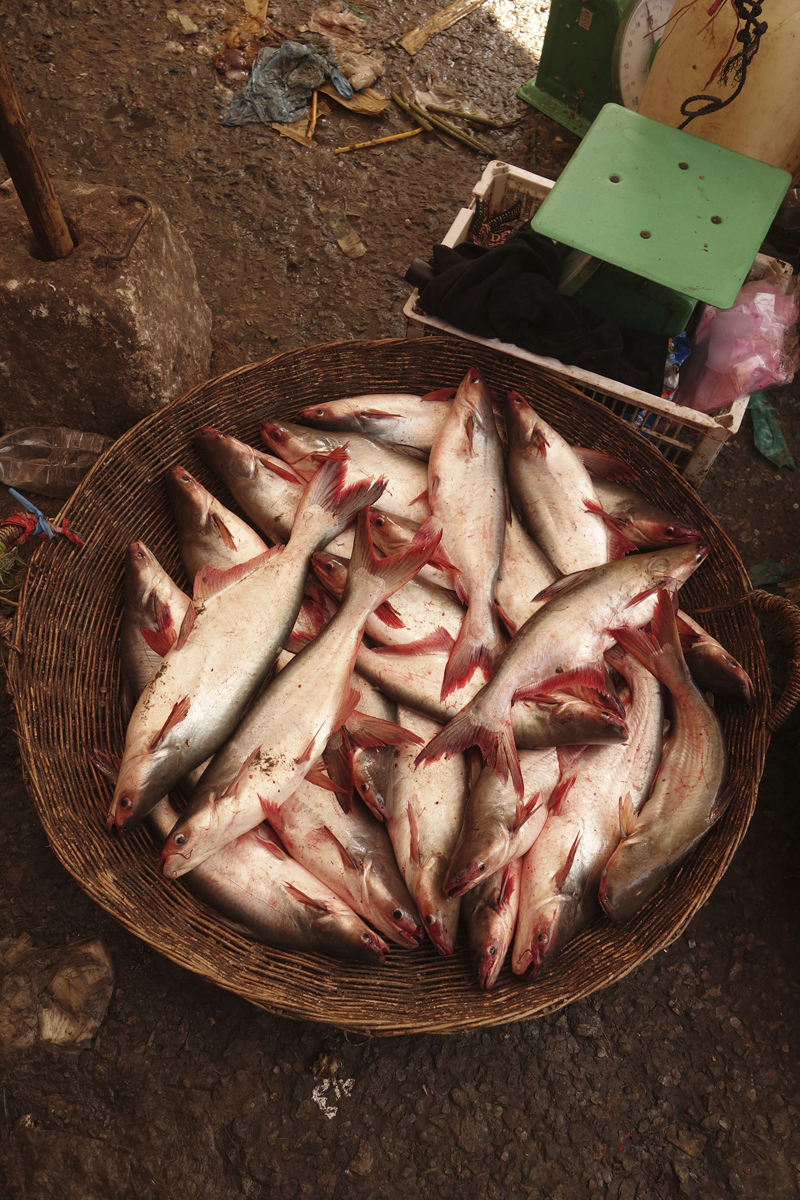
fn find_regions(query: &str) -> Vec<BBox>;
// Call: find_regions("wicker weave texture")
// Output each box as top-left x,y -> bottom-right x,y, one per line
8,337 -> 772,1034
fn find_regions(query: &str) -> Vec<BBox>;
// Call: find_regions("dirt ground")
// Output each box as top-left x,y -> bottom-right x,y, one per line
0,0 -> 799,1197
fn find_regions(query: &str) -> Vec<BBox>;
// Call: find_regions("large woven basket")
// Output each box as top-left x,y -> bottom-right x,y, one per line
7,338 -> 796,1034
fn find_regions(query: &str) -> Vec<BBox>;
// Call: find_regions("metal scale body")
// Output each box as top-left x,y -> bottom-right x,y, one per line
518,0 -> 675,138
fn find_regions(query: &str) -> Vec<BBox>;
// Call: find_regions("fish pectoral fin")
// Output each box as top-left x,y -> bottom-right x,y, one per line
284,883 -> 330,913
175,604 -> 197,650
554,833 -> 581,890
406,802 -> 422,866
307,759 -> 349,797
532,570 -> 591,603
345,710 -> 423,749
85,745 -> 122,783
193,548 -> 281,603
547,774 -> 577,816
212,512 -> 237,551
333,685 -> 362,734
708,786 -> 731,825
421,386 -> 456,403
513,791 -> 541,830
225,745 -> 261,797
320,825 -> 361,872
148,695 -> 191,751
374,599 -> 405,629
619,791 -> 637,838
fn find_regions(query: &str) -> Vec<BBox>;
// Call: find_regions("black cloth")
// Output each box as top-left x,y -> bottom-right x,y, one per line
418,227 -> 668,396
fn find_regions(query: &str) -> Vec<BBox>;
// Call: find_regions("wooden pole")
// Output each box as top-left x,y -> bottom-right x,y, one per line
0,41 -> 74,260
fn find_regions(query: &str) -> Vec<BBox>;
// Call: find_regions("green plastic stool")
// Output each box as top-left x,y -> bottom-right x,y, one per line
533,104 -> 792,310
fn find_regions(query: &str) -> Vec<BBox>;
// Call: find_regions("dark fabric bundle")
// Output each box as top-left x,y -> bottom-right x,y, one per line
418,227 -> 668,395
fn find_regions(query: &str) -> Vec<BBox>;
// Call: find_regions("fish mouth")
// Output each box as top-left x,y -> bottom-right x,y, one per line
444,861 -> 485,899
660,521 -> 702,545
422,912 -> 456,955
521,912 -> 558,979
695,542 -> 710,563
361,931 -> 387,965
477,946 -> 503,990
393,918 -> 425,948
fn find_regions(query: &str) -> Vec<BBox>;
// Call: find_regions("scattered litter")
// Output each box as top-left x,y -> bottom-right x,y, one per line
0,427 -> 111,500
311,1074 -> 355,1119
323,199 -> 366,258
243,0 -> 269,19
334,127 -> 421,154
748,392 -> 796,470
317,83 -> 389,115
0,936 -> 114,1063
222,40 -> 351,126
399,0 -> 489,56
299,2 -> 386,89
748,553 -> 800,588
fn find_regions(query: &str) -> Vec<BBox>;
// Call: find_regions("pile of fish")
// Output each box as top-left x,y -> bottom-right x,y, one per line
94,366 -> 752,989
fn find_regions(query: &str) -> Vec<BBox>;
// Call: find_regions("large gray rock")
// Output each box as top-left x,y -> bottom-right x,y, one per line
0,179 -> 212,438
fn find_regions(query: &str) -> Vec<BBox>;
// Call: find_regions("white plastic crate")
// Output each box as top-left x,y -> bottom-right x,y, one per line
403,160 -> 751,486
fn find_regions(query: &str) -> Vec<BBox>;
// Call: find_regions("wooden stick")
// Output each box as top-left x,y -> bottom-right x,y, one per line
399,0 -> 488,55
426,104 -> 501,128
306,90 -> 319,140
390,91 -> 433,132
334,128 -> 422,155
0,42 -> 74,260
408,103 -> 492,155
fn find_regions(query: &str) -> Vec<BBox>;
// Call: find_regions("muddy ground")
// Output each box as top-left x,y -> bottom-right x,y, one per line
0,0 -> 799,1196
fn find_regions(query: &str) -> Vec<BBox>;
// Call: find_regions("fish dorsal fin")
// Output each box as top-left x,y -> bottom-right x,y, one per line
547,773 -> 577,816
498,862 -> 516,909
406,802 -> 422,866
374,600 -> 405,629
572,446 -> 640,484
224,745 -> 262,798
174,604 -> 197,651
193,547 -> 282,604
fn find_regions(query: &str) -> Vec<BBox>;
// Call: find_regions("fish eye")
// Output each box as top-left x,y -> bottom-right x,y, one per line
392,908 -> 403,921
426,913 -> 436,925
361,932 -> 371,943
665,526 -> 675,535
315,408 -> 325,417
537,932 -> 549,945
174,833 -> 186,845
119,796 -> 132,809
478,862 -> 486,873
488,946 -> 497,957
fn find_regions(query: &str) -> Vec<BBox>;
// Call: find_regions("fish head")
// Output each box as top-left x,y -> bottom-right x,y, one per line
475,937 -> 505,990
634,515 -> 703,548
683,642 -> 754,703
548,698 -> 629,744
368,509 -> 416,554
385,900 -> 425,948
503,390 -> 545,455
416,868 -> 461,955
352,761 -> 389,822
260,419 -> 333,472
165,464 -> 213,540
296,401 -> 363,432
517,896 -> 578,979
109,750 -> 174,834
313,912 -> 388,965
124,541 -> 162,610
598,832 -> 671,923
311,552 -> 348,600
158,796 -> 221,879
445,819 -> 509,899
647,542 -> 709,589
194,426 -> 258,482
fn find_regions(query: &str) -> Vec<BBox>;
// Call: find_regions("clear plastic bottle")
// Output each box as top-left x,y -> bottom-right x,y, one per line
0,427 -> 112,499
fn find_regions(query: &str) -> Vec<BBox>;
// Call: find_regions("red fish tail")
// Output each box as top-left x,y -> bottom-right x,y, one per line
344,506 -> 442,617
440,601 -> 505,700
416,704 -> 523,799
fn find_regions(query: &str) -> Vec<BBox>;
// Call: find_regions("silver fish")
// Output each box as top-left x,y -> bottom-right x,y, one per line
349,674 -> 400,822
386,706 -> 468,954
311,551 -> 464,648
418,543 -> 707,798
148,800 -> 387,962
444,748 -> 560,898
355,635 -> 628,749
600,591 -> 728,922
427,366 -> 507,697
109,457 -> 383,833
120,542 -> 190,713
260,418 -> 431,525
157,509 -> 441,877
296,390 -> 455,451
589,475 -> 702,550
675,609 -> 753,702
165,463 -> 267,583
494,509 -> 557,635
513,651 -> 663,977
505,392 -> 624,574
463,857 -> 521,990
260,775 -> 423,947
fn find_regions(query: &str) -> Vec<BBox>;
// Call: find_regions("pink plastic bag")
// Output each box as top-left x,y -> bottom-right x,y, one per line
674,280 -> 800,414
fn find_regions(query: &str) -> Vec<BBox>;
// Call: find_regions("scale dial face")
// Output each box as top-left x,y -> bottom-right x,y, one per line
612,0 -> 676,111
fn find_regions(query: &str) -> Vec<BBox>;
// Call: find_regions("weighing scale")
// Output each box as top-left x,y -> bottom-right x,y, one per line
517,0 -> 675,138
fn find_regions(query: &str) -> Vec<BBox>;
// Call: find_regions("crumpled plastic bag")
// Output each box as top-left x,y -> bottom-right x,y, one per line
674,280 -> 800,413
299,4 -> 385,90
221,39 -> 352,126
